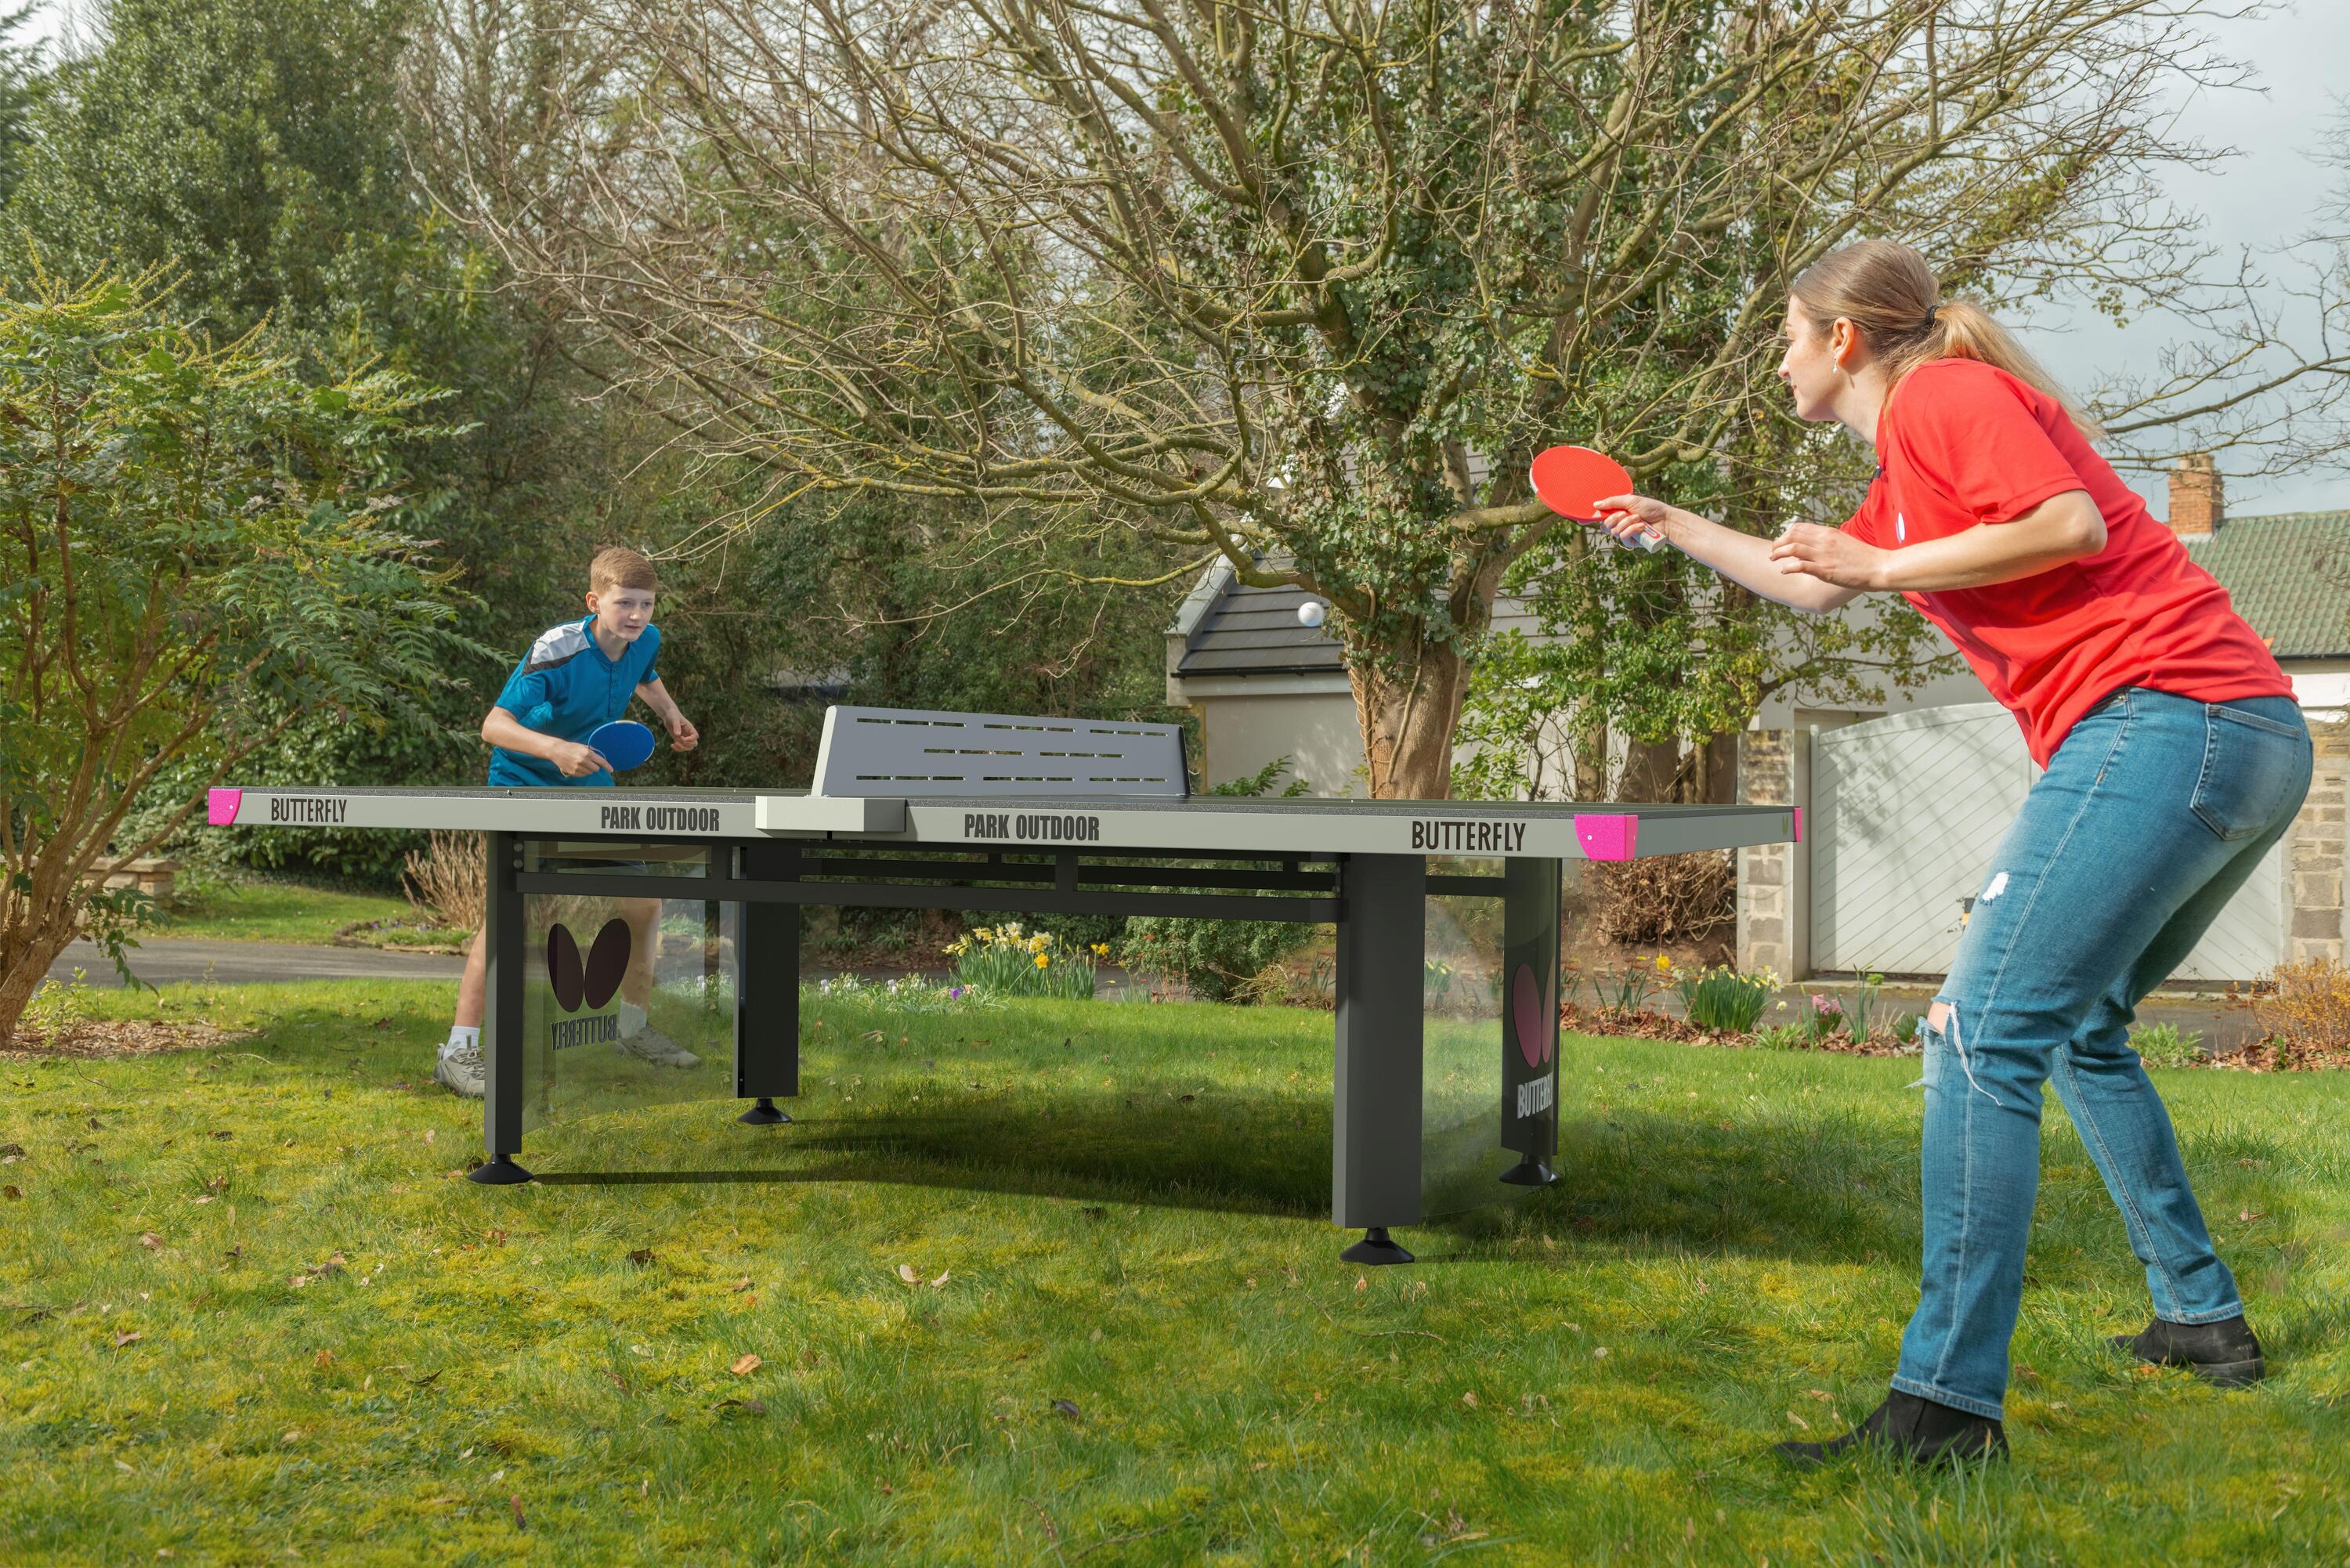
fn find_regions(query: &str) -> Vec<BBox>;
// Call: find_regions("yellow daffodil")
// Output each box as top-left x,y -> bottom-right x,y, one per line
1090,942 -> 1108,956
1034,953 -> 1049,969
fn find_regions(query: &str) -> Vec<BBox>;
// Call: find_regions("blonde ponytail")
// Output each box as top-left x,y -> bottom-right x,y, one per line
1791,240 -> 2103,440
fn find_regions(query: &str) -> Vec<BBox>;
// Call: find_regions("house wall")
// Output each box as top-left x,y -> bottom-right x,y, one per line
1191,681 -> 1368,796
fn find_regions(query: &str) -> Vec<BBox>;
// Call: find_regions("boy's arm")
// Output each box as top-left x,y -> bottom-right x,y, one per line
482,706 -> 610,777
637,677 -> 699,752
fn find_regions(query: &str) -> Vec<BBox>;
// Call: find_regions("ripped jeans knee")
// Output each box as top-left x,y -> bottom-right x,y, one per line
1916,998 -> 2002,1108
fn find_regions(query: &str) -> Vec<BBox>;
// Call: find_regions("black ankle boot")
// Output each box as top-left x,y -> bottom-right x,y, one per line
2110,1314 -> 2265,1389
1774,1390 -> 2008,1469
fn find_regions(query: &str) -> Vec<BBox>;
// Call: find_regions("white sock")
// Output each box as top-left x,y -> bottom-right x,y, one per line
443,1026 -> 479,1058
617,1001 -> 648,1039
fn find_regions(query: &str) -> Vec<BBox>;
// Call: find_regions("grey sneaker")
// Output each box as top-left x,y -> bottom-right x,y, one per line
616,1026 -> 701,1069
434,1040 -> 486,1099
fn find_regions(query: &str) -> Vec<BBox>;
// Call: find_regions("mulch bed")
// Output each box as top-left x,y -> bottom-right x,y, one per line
1,1020 -> 249,1059
1558,1003 -> 1922,1057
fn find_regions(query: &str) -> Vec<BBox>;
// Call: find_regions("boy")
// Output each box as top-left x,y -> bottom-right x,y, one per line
436,546 -> 703,1097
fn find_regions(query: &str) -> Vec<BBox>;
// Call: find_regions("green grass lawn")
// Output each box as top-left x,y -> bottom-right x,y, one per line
4,982 -> 2346,1565
139,874 -> 431,945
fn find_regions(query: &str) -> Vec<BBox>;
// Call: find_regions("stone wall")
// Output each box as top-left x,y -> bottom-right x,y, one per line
2290,721 -> 2348,964
1735,729 -> 1807,980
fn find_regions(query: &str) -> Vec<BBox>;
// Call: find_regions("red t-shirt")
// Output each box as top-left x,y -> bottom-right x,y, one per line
1842,358 -> 2292,765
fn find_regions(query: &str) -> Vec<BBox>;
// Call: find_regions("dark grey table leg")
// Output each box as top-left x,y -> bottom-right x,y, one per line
1332,852 -> 1426,1263
734,840 -> 801,1125
1499,856 -> 1563,1187
471,829 -> 532,1184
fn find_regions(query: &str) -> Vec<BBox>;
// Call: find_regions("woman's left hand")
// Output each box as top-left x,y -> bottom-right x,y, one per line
1770,523 -> 1888,590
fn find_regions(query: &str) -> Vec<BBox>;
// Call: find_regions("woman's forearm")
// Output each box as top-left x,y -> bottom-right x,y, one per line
1654,508 -> 1857,612
1869,491 -> 2106,592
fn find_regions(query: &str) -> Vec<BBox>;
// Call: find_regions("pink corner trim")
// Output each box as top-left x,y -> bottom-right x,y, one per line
1793,806 -> 1804,844
1572,813 -> 1638,862
207,788 -> 244,827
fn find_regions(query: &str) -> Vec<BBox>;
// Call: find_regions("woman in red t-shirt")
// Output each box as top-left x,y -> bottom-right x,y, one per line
1595,240 -> 2313,1466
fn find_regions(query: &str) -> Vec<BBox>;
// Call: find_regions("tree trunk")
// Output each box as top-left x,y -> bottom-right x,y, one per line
0,909 -> 78,1046
1349,639 -> 1472,800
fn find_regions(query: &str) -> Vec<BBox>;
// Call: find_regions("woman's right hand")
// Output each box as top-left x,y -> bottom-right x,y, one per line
1589,493 -> 1674,547
550,740 -> 611,777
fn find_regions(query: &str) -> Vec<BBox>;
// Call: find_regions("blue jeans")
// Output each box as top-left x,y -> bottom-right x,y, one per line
1893,688 -> 2312,1420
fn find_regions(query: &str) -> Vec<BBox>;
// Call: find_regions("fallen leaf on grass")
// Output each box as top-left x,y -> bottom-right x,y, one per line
2,1186 -> 20,1201
730,1353 -> 762,1376
1460,1391 -> 1479,1408
897,1264 -> 920,1285
1786,1411 -> 1810,1430
509,1494 -> 525,1530
138,1232 -> 162,1250
627,1249 -> 655,1268
209,1130 -> 232,1140
1051,1399 -> 1081,1422
282,1429 -> 304,1445
315,1349 -> 334,1368
114,1330 -> 142,1349
1805,1389 -> 1833,1403
713,1397 -> 768,1414
0,1142 -> 22,1157
732,1277 -> 754,1292
928,1270 -> 949,1289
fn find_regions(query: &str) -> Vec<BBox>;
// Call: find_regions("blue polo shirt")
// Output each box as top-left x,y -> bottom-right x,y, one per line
486,617 -> 663,787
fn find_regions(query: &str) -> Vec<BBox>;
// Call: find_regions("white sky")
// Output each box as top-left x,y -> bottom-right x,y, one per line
18,2 -> 2347,519
2023,2 -> 2350,519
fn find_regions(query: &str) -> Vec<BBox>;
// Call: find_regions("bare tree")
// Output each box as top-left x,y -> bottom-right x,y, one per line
417,0 -> 2324,797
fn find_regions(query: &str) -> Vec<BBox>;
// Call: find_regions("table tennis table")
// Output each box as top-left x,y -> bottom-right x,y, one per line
210,705 -> 1799,1262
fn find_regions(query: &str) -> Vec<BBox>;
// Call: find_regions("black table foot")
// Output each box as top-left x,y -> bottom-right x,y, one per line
467,1154 -> 533,1186
737,1097 -> 792,1125
1340,1226 -> 1415,1266
1499,1157 -> 1558,1187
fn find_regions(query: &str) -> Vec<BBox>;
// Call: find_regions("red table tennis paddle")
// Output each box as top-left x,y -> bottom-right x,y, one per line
587,719 -> 657,772
1529,445 -> 1663,551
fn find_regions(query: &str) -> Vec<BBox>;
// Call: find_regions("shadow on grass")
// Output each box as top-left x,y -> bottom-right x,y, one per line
525,1090 -> 1922,1265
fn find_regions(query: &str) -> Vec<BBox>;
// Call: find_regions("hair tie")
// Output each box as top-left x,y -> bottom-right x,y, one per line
1925,303 -> 1942,330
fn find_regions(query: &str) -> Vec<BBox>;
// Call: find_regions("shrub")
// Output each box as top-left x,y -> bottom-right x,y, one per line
1117,754 -> 1319,1003
946,923 -> 1098,1000
401,832 -> 483,933
2249,957 -> 2350,1064
1674,964 -> 1777,1033
1590,850 -> 1734,945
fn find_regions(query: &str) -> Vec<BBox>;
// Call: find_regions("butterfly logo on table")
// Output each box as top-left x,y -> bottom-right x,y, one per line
1510,963 -> 1556,1071
545,919 -> 631,1013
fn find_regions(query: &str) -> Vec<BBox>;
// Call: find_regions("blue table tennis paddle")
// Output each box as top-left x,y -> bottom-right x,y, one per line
587,719 -> 657,772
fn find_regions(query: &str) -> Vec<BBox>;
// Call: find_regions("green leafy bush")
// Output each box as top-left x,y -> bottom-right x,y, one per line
1117,757 -> 1319,1003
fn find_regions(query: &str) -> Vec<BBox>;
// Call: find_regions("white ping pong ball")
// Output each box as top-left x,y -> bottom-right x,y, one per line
1298,601 -> 1327,628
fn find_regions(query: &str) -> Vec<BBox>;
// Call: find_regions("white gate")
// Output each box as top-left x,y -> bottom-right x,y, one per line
1810,704 -> 2283,983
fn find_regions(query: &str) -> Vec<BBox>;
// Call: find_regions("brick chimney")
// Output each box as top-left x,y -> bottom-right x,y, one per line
2168,453 -> 2222,539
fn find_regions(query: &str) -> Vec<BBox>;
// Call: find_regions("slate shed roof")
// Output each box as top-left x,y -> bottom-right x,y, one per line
1172,569 -> 1345,677
2184,510 -> 2350,658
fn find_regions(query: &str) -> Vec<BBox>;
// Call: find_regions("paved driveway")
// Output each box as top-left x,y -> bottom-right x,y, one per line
47,938 -> 465,988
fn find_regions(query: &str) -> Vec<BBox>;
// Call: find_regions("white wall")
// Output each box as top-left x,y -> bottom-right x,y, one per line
1195,685 -> 1368,796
